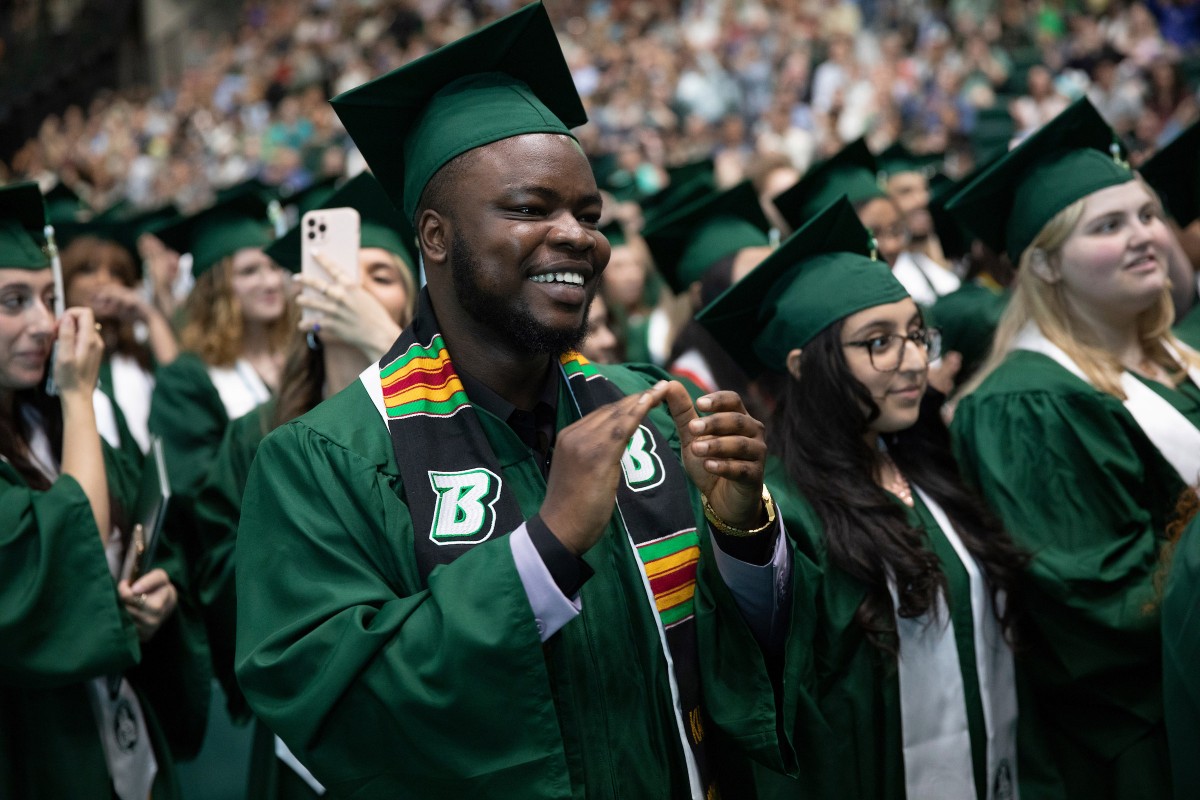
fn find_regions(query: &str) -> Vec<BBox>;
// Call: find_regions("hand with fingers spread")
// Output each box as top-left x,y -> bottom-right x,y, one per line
663,382 -> 769,530
117,568 -> 178,642
296,253 -> 401,360
540,380 -> 674,556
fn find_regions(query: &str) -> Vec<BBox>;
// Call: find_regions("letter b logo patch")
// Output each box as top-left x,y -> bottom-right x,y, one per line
427,468 -> 502,545
621,425 -> 665,492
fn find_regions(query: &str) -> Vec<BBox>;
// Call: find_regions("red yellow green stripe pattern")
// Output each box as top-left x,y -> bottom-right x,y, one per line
380,334 -> 470,419
636,528 -> 700,628
560,351 -> 600,380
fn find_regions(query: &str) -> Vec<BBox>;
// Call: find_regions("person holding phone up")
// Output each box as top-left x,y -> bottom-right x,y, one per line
0,182 -> 193,799
192,172 -> 419,799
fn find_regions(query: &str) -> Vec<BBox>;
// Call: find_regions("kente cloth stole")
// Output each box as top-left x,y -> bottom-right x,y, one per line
378,292 -> 716,798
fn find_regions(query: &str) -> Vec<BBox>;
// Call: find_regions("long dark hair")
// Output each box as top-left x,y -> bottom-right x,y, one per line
769,319 -> 1027,655
269,333 -> 325,433
0,381 -> 64,491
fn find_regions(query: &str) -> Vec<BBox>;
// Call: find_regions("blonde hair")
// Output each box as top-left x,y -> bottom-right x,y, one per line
961,183 -> 1200,401
179,256 -> 297,367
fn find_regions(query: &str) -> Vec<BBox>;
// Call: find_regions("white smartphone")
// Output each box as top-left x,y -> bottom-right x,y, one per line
301,206 -> 360,326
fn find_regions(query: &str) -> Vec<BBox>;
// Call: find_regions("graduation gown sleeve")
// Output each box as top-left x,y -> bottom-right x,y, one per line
951,352 -> 1180,771
149,352 -> 230,498
0,460 -> 139,685
1163,513 -> 1200,799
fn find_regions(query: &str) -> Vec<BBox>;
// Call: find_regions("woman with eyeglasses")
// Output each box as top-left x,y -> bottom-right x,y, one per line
698,197 -> 1030,800
948,100 -> 1198,797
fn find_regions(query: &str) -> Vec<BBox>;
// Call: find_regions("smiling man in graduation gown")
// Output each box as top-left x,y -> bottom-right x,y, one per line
233,5 -> 809,798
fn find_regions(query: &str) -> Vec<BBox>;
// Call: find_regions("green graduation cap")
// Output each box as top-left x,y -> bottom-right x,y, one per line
42,182 -> 88,225
215,177 -> 279,205
697,196 -> 909,375
1139,120 -> 1200,227
772,138 -> 887,230
642,179 -> 771,293
264,172 -> 419,280
330,2 -> 586,225
55,203 -> 181,256
876,143 -> 943,180
153,191 -> 275,279
640,159 -> 716,215
281,175 -> 342,218
0,182 -> 50,270
946,97 -> 1134,263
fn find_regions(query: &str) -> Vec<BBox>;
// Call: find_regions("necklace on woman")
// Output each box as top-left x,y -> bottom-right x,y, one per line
879,452 -> 915,507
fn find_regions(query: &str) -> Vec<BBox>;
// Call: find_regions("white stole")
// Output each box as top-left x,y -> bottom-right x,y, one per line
1014,325 -> 1200,486
93,388 -> 122,451
207,358 -> 271,421
109,354 -> 155,454
891,488 -> 1019,800
893,251 -> 961,307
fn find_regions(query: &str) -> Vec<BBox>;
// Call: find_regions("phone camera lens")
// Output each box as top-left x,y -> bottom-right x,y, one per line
307,218 -> 316,227
307,232 -> 316,240
319,224 -> 327,233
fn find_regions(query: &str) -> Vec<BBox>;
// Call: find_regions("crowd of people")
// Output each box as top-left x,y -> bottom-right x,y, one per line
3,0 -> 1200,799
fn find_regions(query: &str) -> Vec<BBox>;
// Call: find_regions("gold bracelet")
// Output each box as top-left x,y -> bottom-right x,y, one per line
702,486 -> 776,538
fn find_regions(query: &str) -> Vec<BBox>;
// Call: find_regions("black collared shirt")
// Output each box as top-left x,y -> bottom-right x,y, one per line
457,363 -> 594,597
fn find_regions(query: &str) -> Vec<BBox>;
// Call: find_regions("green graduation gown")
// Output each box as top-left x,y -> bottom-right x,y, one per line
752,458 -> 995,800
1163,513 -> 1200,799
0,434 -> 203,798
194,399 -> 319,799
1174,303 -> 1200,351
951,350 -> 1200,799
235,363 -> 810,799
149,352 -> 242,499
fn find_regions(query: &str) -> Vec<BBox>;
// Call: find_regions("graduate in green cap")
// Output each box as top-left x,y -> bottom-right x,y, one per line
642,180 -> 774,397
877,142 -> 948,268
191,172 -> 419,799
148,190 -> 294,502
235,4 -> 804,797
57,209 -> 182,456
698,196 -> 1031,800
0,181 -> 206,799
774,138 -> 961,308
1161,490 -> 1200,799
948,97 -> 1200,799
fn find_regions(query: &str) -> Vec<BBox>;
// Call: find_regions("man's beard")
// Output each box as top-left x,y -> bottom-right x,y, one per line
450,231 -> 590,356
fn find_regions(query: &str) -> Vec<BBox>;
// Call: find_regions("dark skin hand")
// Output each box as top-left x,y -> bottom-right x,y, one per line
541,380 -> 768,556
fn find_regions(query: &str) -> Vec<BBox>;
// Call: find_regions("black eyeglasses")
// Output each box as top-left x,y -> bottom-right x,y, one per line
843,328 -> 942,372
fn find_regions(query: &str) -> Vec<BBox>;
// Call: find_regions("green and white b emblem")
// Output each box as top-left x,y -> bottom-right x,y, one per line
621,425 -> 665,492
427,468 -> 502,545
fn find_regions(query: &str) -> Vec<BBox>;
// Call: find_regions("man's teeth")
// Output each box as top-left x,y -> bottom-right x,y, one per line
530,272 -> 584,285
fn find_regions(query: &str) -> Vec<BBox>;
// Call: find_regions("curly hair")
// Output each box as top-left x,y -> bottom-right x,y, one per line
179,256 -> 296,367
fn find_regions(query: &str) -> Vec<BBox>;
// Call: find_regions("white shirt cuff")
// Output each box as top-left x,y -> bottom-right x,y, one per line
510,524 -> 581,642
